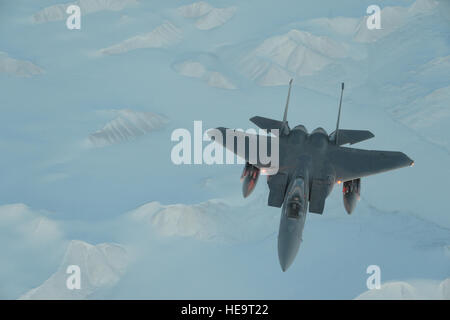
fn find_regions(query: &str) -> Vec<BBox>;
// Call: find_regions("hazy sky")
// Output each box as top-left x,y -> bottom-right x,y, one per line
0,0 -> 449,299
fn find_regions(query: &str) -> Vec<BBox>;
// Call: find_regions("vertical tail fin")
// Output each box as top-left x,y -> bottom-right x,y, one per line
250,79 -> 293,136
283,79 -> 293,122
335,82 -> 345,145
281,79 -> 293,135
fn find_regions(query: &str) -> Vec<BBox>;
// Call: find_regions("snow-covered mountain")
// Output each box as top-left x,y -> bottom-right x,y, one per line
389,85 -> 450,150
98,22 -> 182,55
1,0 -> 449,300
440,278 -> 450,299
299,17 -> 360,37
178,1 -> 213,19
294,0 -> 439,43
353,0 -> 438,43
0,203 -> 62,245
0,52 -> 43,77
20,240 -> 128,300
178,2 -> 237,30
125,195 -> 277,243
356,278 -> 450,299
239,29 -> 353,86
88,109 -> 168,147
6,192 -> 449,299
208,0 -> 444,94
173,60 -> 236,89
110,192 -> 450,299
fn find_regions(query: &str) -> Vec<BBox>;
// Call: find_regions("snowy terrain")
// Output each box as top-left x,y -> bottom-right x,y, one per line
87,109 -> 168,147
239,29 -> 354,86
356,278 -> 450,299
0,0 -> 448,299
0,52 -> 43,77
173,60 -> 236,89
20,240 -> 128,299
32,0 -> 138,24
177,2 -> 237,30
353,0 -> 438,43
9,192 -> 449,299
98,22 -> 182,55
389,84 -> 450,150
125,195 -> 276,243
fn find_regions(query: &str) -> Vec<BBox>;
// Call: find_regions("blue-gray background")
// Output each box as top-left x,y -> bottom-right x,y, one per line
0,0 -> 449,299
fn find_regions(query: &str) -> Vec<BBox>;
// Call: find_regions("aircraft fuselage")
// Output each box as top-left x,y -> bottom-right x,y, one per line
276,126 -> 337,271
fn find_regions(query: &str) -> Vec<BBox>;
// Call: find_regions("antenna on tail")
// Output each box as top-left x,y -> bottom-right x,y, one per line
335,82 -> 344,145
283,79 -> 293,122
281,79 -> 293,135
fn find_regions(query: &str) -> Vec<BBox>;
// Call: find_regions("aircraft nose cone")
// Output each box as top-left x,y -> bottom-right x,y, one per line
278,244 -> 297,272
278,251 -> 294,272
278,229 -> 301,272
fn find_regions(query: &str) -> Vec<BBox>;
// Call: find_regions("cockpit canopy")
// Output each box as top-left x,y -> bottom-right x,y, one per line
285,178 -> 305,219
287,199 -> 302,219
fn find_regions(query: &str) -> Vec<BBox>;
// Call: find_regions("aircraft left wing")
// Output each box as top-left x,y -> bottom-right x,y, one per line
207,127 -> 278,168
330,147 -> 414,181
249,116 -> 284,135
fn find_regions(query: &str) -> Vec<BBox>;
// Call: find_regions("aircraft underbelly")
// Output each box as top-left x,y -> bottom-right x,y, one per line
277,177 -> 308,271
278,211 -> 307,272
309,178 -> 331,214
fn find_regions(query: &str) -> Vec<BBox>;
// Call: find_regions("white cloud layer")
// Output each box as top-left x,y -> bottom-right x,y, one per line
0,52 -> 43,77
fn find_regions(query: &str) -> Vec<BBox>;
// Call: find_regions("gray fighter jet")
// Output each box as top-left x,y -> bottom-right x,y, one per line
208,80 -> 414,271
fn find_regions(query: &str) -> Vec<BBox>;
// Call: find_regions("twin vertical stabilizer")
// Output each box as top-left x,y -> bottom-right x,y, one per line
250,80 -> 371,146
335,82 -> 345,145
250,79 -> 293,136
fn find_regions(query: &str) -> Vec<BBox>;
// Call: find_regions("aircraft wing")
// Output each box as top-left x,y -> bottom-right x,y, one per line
329,129 -> 374,145
207,127 -> 277,168
249,116 -> 284,135
330,147 -> 414,181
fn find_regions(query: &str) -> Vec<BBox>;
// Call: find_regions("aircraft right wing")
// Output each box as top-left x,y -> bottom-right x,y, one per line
330,147 -> 414,181
329,129 -> 374,145
207,127 -> 278,168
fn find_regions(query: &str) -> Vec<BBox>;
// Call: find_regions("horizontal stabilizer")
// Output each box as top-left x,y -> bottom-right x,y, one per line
250,116 -> 284,135
330,129 -> 374,146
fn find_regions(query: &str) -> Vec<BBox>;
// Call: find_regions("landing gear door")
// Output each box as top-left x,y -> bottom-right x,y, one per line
309,178 -> 331,214
267,173 -> 288,208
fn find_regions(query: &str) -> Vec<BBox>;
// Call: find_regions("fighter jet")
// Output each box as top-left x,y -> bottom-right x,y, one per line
208,80 -> 414,271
